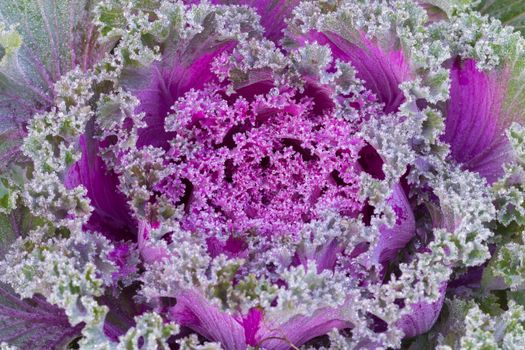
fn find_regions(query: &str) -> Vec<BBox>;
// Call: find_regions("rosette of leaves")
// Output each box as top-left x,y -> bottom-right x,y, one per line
0,1 -> 525,350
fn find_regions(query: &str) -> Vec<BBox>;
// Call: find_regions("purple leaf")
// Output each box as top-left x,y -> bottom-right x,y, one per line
396,283 -> 447,338
373,184 -> 416,264
295,31 -> 411,114
0,284 -> 82,349
442,58 -> 512,183
65,135 -> 137,241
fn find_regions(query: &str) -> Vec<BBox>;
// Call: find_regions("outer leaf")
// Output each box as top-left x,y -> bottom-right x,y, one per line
300,31 -> 411,114
0,207 -> 40,258
0,130 -> 25,173
65,136 -> 137,241
0,0 -> 110,169
0,0 -> 100,119
0,284 -> 82,350
0,208 -> 80,349
477,0 -> 525,36
169,290 -> 247,350
441,59 -> 510,183
224,0 -> 300,42
418,0 -> 474,18
397,283 -> 447,338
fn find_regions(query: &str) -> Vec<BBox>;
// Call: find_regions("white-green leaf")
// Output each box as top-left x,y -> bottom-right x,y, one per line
477,0 -> 525,35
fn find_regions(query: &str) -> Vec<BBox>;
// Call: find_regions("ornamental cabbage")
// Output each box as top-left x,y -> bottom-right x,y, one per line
0,1 -> 525,349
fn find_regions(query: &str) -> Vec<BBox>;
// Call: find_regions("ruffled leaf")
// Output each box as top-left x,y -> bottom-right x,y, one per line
418,0 -> 474,19
477,0 -> 525,36
0,0 -> 108,129
0,205 -> 79,348
135,41 -> 235,148
295,31 -> 411,114
225,0 -> 300,42
116,312 -> 178,350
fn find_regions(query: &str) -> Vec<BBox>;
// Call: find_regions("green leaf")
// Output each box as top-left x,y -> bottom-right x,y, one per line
477,0 -> 525,36
0,0 -> 113,161
420,0 -> 475,17
0,205 -> 43,258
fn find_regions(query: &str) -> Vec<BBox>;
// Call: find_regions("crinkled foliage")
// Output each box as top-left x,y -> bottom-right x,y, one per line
0,0 -> 525,349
